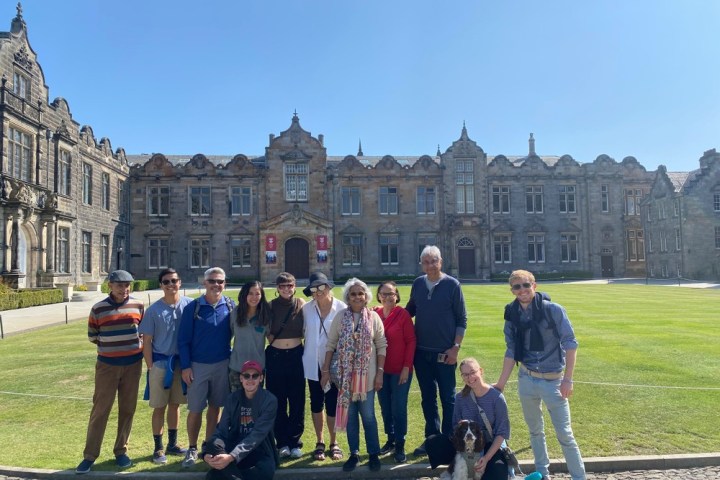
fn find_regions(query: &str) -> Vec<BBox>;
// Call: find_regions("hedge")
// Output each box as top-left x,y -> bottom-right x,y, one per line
100,279 -> 159,293
0,288 -> 64,311
489,270 -> 594,282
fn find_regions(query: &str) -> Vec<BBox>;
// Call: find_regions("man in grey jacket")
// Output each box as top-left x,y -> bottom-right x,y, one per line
202,361 -> 278,480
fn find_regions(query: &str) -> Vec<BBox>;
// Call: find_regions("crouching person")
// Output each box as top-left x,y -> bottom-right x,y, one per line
202,361 -> 279,480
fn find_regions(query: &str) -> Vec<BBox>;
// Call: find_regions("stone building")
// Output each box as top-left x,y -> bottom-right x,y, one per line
0,6 -> 130,288
643,149 -> 720,280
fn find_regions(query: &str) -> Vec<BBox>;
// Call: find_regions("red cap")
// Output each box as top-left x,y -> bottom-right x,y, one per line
240,360 -> 263,374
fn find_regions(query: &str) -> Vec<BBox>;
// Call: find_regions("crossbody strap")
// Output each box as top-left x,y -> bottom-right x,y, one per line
469,390 -> 494,439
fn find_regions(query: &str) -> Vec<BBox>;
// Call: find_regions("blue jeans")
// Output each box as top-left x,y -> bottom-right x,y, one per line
414,350 -> 457,437
347,390 -> 381,455
517,369 -> 586,480
377,372 -> 413,444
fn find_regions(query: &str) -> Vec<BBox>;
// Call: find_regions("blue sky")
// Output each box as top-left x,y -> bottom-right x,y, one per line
14,0 -> 720,172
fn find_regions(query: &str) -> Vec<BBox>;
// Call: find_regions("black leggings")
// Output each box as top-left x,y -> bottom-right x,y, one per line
425,433 -> 508,480
265,344 -> 305,449
204,441 -> 275,480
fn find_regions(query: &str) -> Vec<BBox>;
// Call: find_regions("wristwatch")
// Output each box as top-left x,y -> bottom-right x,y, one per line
453,343 -> 461,349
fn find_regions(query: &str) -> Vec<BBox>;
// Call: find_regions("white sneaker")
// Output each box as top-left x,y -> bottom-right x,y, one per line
290,447 -> 303,458
278,446 -> 290,458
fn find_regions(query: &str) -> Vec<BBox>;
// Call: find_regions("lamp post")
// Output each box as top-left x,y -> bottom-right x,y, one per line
116,246 -> 123,270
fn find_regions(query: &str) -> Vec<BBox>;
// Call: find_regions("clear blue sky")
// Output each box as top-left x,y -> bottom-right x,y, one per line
14,0 -> 720,172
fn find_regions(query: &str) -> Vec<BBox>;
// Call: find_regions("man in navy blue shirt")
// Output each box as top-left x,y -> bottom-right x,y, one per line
406,246 -> 467,456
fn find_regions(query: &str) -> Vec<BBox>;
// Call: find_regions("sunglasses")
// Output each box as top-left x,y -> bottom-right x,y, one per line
278,284 -> 295,290
349,291 -> 365,297
379,292 -> 396,297
309,284 -> 327,293
161,278 -> 180,285
206,279 -> 225,285
511,282 -> 533,291
241,373 -> 261,380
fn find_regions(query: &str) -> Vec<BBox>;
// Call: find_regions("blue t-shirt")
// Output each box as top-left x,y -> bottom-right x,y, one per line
139,296 -> 193,368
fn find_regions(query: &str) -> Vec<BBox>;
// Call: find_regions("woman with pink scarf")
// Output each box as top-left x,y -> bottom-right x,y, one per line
321,278 -> 387,473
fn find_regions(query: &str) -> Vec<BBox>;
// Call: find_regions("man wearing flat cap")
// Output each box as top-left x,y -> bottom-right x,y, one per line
76,270 -> 145,474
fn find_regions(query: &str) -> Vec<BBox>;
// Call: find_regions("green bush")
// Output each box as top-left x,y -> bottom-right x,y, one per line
0,288 -> 64,311
75,284 -> 88,292
101,279 -> 158,293
489,270 -> 593,282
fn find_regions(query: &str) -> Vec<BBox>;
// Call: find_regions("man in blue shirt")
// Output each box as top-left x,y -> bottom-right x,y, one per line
494,270 -> 586,480
406,246 -> 467,456
177,267 -> 234,468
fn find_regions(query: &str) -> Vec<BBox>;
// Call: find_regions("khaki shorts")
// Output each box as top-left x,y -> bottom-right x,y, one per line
186,359 -> 230,413
148,364 -> 187,409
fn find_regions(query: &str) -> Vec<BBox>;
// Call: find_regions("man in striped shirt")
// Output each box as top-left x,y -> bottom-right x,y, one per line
76,270 -> 145,474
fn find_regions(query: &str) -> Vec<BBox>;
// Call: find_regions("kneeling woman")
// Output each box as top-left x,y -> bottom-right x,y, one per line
202,361 -> 278,480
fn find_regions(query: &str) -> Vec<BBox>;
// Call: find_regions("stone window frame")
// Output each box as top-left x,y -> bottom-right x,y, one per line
81,231 -> 92,273
189,237 -> 211,269
230,186 -> 252,216
379,186 -> 398,215
493,233 -> 512,264
379,234 -> 399,265
416,186 -> 436,215
675,228 -> 681,251
627,229 -> 646,261
101,172 -> 111,211
491,185 -> 510,214
57,149 -> 71,196
57,226 -> 70,274
188,186 -> 211,217
455,159 -> 474,214
284,163 -> 308,202
341,187 -> 361,216
342,234 -> 362,266
12,71 -> 30,100
527,233 -> 545,263
559,185 -> 577,214
8,126 -> 33,182
100,234 -> 110,273
82,163 -> 93,205
560,233 -> 579,263
147,186 -> 170,217
230,236 -> 252,268
525,185 -> 544,214
714,193 -> 720,213
601,184 -> 609,213
715,227 -> 720,250
624,188 -> 643,216
147,237 -> 170,270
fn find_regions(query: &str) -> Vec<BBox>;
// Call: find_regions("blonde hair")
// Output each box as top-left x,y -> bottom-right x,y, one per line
508,269 -> 535,285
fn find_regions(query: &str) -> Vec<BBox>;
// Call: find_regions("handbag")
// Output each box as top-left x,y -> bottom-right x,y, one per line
469,390 -> 524,475
329,350 -> 341,387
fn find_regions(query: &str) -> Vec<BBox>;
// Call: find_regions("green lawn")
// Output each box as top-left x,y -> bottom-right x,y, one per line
0,283 -> 718,473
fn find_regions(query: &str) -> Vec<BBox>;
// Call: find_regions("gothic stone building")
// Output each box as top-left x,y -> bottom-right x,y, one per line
2,6 -> 682,287
0,7 -> 130,288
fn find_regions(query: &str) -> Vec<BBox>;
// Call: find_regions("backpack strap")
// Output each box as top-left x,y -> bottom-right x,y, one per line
469,390 -> 494,444
539,299 -> 563,362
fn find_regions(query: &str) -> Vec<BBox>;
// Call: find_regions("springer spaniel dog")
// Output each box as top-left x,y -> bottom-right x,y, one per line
440,419 -> 486,480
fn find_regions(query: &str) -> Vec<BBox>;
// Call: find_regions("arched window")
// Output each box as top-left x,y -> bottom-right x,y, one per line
457,237 -> 474,248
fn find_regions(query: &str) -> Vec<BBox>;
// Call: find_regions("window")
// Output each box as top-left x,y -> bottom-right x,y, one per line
559,185 -> 576,213
342,235 -> 362,266
379,187 -> 398,215
341,187 -> 361,215
646,204 -> 652,222
231,237 -> 251,267
82,231 -> 92,273
380,235 -> 399,265
601,185 -> 609,213
494,234 -> 512,263
58,228 -> 69,273
99,235 -> 110,273
230,187 -> 252,216
456,160 -> 474,214
675,228 -> 681,251
417,234 -> 437,259
116,236 -> 125,270
648,233 -> 653,252
714,194 -> 720,212
673,199 -> 680,217
561,234 -> 579,263
118,180 -> 126,218
625,188 -> 643,216
189,186 -> 211,216
715,227 -> 720,249
148,186 -> 170,216
101,173 -> 110,210
417,186 -> 436,215
190,238 -> 211,268
627,229 -> 646,261
148,238 -> 169,269
659,202 -> 666,220
526,186 -> 543,213
284,163 -> 308,201
492,186 -> 510,214
527,234 -> 545,263
8,127 -> 32,182
58,150 -> 71,195
82,163 -> 92,204
12,72 -> 29,99
659,230 -> 667,252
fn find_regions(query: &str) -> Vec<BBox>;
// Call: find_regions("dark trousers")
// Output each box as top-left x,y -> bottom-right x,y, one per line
204,441 -> 275,480
265,344 -> 305,449
414,350 -> 457,437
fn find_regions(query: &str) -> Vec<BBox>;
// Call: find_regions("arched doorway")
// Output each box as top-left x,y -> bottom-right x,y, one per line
284,237 -> 309,279
457,237 -> 476,278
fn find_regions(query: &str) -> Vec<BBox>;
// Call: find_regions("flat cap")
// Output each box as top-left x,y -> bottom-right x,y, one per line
108,270 -> 134,282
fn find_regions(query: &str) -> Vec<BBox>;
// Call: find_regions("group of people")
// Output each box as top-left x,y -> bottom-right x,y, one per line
74,245 -> 587,480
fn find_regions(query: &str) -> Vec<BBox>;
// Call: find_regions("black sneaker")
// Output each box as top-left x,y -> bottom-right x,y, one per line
342,454 -> 360,472
394,446 -> 406,463
368,453 -> 381,471
413,442 -> 426,456
379,440 -> 394,455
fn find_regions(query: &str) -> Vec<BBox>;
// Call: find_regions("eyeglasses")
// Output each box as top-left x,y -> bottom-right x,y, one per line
511,282 -> 533,291
161,278 -> 180,285
379,292 -> 396,297
241,373 -> 261,380
349,292 -> 365,297
206,278 -> 225,285
460,369 -> 479,378
278,284 -> 295,290
309,284 -> 327,293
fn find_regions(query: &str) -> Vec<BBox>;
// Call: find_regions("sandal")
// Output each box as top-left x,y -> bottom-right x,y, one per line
329,443 -> 343,461
313,442 -> 326,461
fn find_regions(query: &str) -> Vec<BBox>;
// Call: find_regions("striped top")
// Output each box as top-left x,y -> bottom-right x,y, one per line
88,296 -> 144,366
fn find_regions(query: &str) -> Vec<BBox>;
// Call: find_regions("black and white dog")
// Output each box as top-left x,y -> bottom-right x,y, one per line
440,419 -> 485,480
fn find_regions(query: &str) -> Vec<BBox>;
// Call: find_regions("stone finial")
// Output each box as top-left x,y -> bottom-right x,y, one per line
17,2 -> 22,18
357,139 -> 364,157
529,133 -> 536,156
437,144 -> 441,156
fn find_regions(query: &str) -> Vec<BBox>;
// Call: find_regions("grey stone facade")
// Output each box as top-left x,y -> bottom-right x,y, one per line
0,7 -> 130,288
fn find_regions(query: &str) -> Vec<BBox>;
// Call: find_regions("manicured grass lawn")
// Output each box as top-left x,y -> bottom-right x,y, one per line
0,283 -> 718,473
